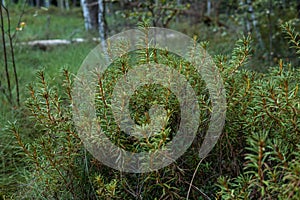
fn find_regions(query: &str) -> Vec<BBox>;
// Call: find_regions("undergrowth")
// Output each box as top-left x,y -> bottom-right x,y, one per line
2,22 -> 299,200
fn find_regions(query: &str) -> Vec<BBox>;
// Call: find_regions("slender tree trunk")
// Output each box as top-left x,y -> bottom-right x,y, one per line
98,0 -> 107,53
207,0 -> 211,16
98,0 -> 105,38
81,0 -> 92,30
89,0 -> 98,28
65,0 -> 70,11
44,0 -> 50,8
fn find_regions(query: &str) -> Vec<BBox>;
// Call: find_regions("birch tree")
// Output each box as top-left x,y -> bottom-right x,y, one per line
81,0 -> 92,30
65,0 -> 70,11
44,0 -> 50,8
207,0 -> 211,16
97,0 -> 109,64
98,0 -> 106,48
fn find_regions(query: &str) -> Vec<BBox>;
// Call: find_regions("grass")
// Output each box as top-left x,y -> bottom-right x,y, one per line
1,4 -> 99,103
0,42 -> 97,113
0,43 -> 98,197
0,5 -> 99,197
7,5 -> 88,41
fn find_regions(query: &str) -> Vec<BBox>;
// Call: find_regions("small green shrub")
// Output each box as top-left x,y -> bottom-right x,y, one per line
216,23 -> 300,200
8,70 -> 98,199
7,23 -> 299,199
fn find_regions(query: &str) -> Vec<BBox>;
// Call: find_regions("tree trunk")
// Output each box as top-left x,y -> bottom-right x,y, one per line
81,0 -> 92,30
44,0 -> 50,8
89,0 -> 99,29
65,0 -> 70,10
207,0 -> 211,16
98,0 -> 105,38
98,0 -> 107,54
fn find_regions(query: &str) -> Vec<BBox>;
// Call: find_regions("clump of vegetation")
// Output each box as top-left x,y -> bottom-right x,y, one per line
216,22 -> 300,200
3,21 -> 298,199
1,1 -> 300,199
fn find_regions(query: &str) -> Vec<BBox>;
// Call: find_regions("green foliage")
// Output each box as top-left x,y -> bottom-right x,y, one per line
217,132 -> 300,199
7,70 -> 97,199
282,21 -> 300,57
216,22 -> 300,199
1,8 -> 300,200
117,0 -> 189,28
6,5 -> 87,41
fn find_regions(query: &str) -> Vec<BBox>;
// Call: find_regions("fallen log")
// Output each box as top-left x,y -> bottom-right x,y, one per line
20,38 -> 100,50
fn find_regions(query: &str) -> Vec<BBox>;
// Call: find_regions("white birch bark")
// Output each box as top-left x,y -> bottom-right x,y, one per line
81,0 -> 92,30
65,0 -> 70,11
98,0 -> 106,52
207,0 -> 211,16
44,0 -> 50,8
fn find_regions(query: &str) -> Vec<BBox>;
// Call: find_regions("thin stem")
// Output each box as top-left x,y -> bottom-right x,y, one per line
3,4 -> 20,106
97,73 -> 108,109
0,3 -> 12,104
186,157 -> 206,200
184,181 -> 211,200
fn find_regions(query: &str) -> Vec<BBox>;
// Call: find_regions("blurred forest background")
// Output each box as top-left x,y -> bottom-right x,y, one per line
0,0 -> 300,199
